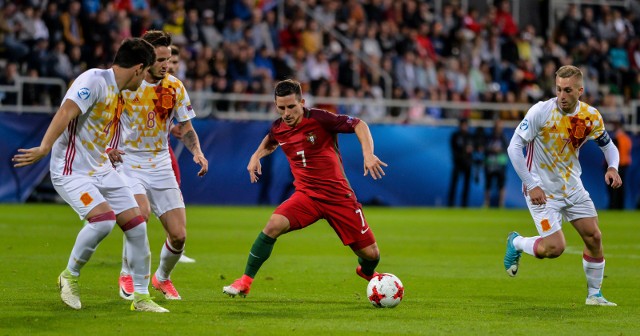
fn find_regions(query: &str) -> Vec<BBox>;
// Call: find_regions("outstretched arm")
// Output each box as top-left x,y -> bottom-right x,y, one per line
354,120 -> 387,180
13,99 -> 81,167
179,120 -> 208,177
247,134 -> 279,183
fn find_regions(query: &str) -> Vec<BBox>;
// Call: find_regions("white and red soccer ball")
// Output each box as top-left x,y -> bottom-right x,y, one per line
366,273 -> 404,308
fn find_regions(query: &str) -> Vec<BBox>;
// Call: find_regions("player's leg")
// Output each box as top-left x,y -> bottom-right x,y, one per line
566,196 -> 616,306
223,191 -> 320,297
354,243 -> 381,281
104,171 -> 167,312
119,191 -> 150,300
324,200 -> 380,281
169,144 -> 194,263
504,198 -> 564,276
222,214 -> 288,297
52,176 -> 117,310
119,193 -> 149,299
153,206 -> 186,300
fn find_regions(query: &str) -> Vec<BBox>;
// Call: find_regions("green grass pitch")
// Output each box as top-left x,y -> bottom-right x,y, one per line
0,204 -> 638,335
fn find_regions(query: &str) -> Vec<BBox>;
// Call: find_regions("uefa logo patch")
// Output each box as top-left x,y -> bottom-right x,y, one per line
78,88 -> 91,100
519,118 -> 529,131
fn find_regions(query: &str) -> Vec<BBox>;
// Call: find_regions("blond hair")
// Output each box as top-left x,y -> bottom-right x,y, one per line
555,65 -> 583,83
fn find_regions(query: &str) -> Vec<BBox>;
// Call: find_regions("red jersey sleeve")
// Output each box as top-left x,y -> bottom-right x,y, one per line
308,108 -> 361,133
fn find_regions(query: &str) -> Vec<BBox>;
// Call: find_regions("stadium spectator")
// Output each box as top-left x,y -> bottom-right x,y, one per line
483,119 -> 508,207
222,79 -> 387,298
2,0 -> 640,126
504,65 -> 621,306
607,118 -> 632,209
60,1 -> 84,50
448,118 -> 474,207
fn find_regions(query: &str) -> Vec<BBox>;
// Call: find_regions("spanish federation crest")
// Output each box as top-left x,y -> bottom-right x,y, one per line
306,132 -> 316,145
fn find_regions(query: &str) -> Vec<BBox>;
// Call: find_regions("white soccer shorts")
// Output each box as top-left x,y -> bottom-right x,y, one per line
525,189 -> 597,237
51,170 -> 137,220
117,165 -> 184,217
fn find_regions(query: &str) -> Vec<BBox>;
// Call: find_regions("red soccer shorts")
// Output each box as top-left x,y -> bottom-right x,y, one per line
274,191 -> 376,251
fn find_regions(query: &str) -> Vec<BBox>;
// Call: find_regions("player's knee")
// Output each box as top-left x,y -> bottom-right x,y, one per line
264,216 -> 289,238
586,229 -> 602,246
361,243 -> 380,260
169,234 -> 186,249
544,244 -> 565,258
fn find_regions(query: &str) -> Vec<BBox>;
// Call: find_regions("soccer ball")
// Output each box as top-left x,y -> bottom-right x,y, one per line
366,273 -> 404,308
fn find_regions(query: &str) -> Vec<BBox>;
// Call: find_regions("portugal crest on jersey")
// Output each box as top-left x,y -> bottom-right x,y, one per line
306,132 -> 316,145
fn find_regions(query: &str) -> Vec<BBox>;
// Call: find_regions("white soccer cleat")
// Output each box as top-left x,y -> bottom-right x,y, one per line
178,254 -> 196,263
58,269 -> 81,310
585,293 -> 617,306
131,293 -> 170,313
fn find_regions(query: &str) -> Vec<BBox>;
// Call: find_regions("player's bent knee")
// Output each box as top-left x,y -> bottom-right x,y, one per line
264,215 -> 290,238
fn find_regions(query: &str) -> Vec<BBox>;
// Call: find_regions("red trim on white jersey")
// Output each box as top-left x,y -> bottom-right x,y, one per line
63,118 -> 78,175
526,142 -> 533,171
109,121 -> 121,150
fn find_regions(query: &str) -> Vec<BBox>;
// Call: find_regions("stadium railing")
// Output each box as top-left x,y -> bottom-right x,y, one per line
0,75 -> 637,133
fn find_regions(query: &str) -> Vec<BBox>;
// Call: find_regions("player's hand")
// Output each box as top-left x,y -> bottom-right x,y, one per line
170,123 -> 183,140
527,186 -> 547,205
363,154 -> 387,180
193,153 -> 208,177
247,156 -> 262,183
605,167 -> 622,188
12,147 -> 49,167
107,148 -> 125,164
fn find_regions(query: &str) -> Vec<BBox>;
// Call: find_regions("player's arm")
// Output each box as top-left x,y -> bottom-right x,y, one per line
12,99 -> 81,167
506,133 -> 545,204
354,121 -> 387,180
595,131 -> 622,188
178,120 -> 208,176
247,134 -> 278,183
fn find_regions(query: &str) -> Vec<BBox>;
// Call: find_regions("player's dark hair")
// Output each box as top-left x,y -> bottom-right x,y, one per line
112,38 -> 155,68
274,79 -> 302,101
170,45 -> 180,56
142,30 -> 172,48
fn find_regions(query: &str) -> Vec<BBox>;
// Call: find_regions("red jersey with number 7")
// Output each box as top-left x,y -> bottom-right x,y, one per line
267,108 -> 361,202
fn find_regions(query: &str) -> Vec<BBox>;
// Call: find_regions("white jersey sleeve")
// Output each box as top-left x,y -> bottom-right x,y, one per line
51,68 -> 121,177
63,71 -> 105,114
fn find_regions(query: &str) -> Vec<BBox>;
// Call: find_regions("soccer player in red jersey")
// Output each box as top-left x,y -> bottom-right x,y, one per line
223,79 -> 388,297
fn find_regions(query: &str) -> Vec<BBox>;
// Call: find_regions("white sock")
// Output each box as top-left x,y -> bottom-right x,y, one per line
156,239 -> 183,281
120,234 -> 130,275
513,236 -> 541,257
124,223 -> 151,294
67,218 -> 116,276
583,255 -> 605,297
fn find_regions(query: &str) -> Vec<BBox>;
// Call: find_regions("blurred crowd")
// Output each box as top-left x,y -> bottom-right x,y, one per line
1,0 -> 640,122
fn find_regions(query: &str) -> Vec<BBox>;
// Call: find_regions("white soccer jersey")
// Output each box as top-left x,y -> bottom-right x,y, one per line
50,68 -> 122,177
514,97 -> 608,199
117,75 -> 195,170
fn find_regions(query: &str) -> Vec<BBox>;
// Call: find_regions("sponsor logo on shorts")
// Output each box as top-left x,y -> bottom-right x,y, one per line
80,192 -> 93,206
541,218 -> 551,232
78,88 -> 91,100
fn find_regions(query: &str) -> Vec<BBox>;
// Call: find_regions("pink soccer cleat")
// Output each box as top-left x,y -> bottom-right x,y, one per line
152,274 -> 182,300
356,266 -> 380,281
223,278 -> 251,298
